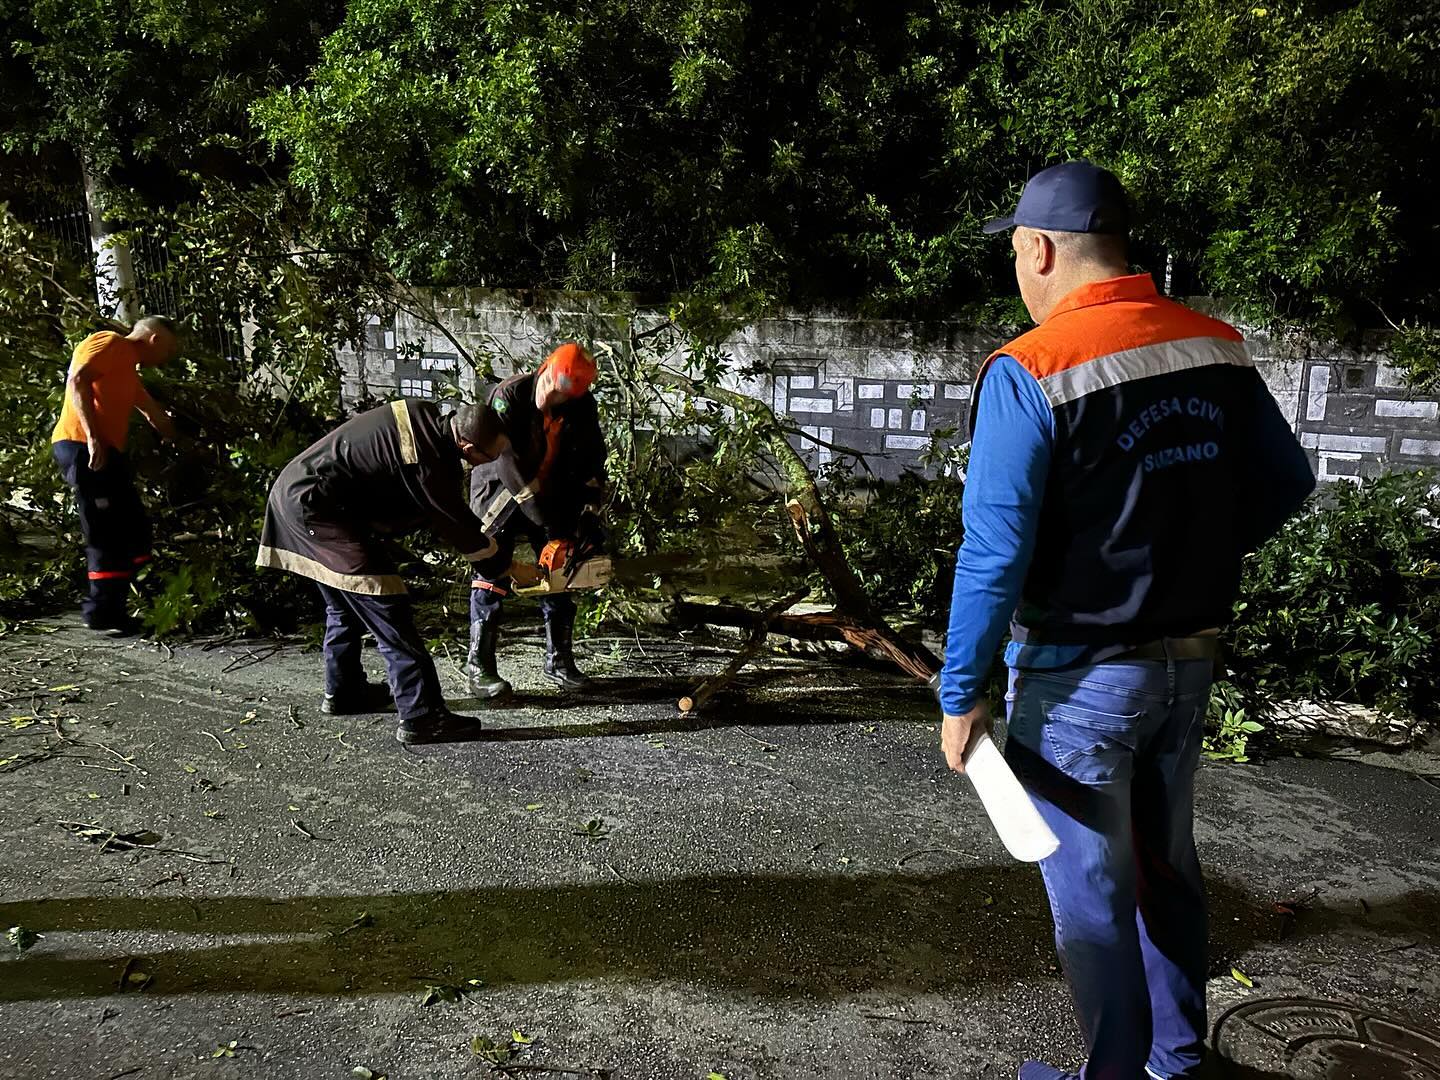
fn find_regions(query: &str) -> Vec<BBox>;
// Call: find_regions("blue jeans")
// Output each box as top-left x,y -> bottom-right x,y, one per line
1004,658 -> 1214,1080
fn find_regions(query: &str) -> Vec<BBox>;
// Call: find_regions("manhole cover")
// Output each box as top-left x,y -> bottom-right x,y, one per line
1214,998 -> 1440,1079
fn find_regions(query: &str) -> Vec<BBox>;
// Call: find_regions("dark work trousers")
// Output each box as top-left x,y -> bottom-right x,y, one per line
52,440 -> 153,625
314,582 -> 445,721
469,518 -> 574,627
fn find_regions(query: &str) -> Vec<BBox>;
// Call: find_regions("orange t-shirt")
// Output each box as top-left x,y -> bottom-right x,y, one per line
51,332 -> 144,450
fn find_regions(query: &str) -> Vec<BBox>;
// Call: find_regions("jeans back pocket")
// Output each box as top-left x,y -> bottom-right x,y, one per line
1041,700 -> 1143,785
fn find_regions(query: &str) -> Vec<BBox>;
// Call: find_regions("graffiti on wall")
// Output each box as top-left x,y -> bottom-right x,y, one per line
767,362 -> 974,480
1297,360 -> 1440,483
338,303 -> 1440,483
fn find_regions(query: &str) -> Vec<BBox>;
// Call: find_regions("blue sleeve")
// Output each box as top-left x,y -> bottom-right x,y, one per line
1235,369 -> 1316,552
939,355 -> 1054,715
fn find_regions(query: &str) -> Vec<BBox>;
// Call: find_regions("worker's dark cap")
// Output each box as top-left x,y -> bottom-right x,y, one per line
982,160 -> 1130,235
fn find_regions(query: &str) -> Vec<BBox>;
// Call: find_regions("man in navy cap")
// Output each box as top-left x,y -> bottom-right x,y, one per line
937,161 -> 1315,1079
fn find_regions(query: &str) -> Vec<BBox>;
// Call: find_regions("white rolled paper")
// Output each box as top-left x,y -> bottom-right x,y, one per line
964,734 -> 1061,863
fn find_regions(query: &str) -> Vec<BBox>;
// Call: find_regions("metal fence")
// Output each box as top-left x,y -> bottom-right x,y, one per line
29,197 -> 93,279
129,228 -> 245,361
25,190 -> 244,361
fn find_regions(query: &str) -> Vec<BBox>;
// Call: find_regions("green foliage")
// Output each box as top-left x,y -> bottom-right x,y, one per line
250,0 -> 1011,310
251,0 -> 1440,334
2,0 -> 339,180
469,1034 -> 517,1065
961,0 -> 1440,330
127,414 -> 335,638
0,206 -> 105,610
1,0 -> 367,638
595,323 -> 792,565
574,817 -> 609,840
834,472 -> 965,624
1227,470 -> 1440,719
1389,325 -> 1440,396
0,189 -> 359,636
3,0 -> 1437,341
1202,681 -> 1264,763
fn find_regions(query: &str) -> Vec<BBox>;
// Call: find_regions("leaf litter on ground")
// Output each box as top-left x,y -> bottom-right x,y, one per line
420,978 -> 485,1007
574,818 -> 609,840
471,1035 -> 515,1064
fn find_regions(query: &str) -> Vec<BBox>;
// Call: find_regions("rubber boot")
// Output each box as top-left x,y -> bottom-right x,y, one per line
465,613 -> 511,699
85,576 -> 138,635
542,601 -> 594,692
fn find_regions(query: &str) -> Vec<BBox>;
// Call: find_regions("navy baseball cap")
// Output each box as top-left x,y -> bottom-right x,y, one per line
982,161 -> 1130,235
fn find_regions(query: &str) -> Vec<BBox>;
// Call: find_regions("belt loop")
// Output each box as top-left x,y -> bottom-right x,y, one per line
1164,639 -> 1177,704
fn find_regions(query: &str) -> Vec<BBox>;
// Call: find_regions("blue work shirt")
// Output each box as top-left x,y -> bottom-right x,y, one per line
938,352 -> 1315,716
939,356 -> 1059,715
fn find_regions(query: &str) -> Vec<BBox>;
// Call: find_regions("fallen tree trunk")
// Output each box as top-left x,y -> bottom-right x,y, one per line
1267,699 -> 1424,747
674,601 -> 937,682
651,367 -> 876,614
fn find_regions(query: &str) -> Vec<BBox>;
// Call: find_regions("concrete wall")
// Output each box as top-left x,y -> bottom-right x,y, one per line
338,289 -> 1440,484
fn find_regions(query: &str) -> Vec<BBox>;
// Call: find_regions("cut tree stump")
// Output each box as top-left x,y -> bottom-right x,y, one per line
1267,699 -> 1423,747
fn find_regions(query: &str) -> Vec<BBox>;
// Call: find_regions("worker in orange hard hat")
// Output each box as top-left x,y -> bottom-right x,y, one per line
465,343 -> 608,697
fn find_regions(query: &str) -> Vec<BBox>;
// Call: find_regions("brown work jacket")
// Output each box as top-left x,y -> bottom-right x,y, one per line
256,400 -> 496,595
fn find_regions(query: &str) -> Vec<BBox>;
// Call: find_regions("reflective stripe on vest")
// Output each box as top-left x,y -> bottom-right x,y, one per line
391,400 -> 419,465
970,274 -> 1248,433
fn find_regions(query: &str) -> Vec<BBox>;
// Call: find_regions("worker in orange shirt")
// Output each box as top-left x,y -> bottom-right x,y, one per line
51,316 -> 181,634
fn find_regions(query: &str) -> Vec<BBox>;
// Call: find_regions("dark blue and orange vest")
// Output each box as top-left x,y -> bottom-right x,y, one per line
972,274 -> 1258,649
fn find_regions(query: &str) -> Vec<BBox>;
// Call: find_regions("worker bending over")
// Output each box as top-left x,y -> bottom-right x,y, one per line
51,316 -> 181,634
466,343 -> 607,698
257,400 -> 509,744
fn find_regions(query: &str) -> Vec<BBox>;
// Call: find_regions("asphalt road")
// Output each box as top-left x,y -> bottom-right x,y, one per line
0,620 -> 1436,1080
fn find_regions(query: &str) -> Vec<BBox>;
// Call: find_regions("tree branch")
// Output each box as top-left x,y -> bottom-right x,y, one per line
652,366 -> 940,681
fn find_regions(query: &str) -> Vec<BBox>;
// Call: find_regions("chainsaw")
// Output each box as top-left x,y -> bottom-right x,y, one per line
512,554 -> 616,595
509,548 -> 697,596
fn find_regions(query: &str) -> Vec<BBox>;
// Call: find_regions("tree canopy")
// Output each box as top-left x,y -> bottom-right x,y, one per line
3,0 -> 1436,333
250,0 -> 1440,329
0,0 -> 339,192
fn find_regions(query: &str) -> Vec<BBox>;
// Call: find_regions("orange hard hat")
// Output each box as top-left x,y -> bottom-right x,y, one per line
540,343 -> 597,398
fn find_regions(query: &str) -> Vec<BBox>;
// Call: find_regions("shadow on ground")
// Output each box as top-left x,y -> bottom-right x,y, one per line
463,676 -> 698,714
6,868 -> 1432,1006
441,677 -> 934,740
